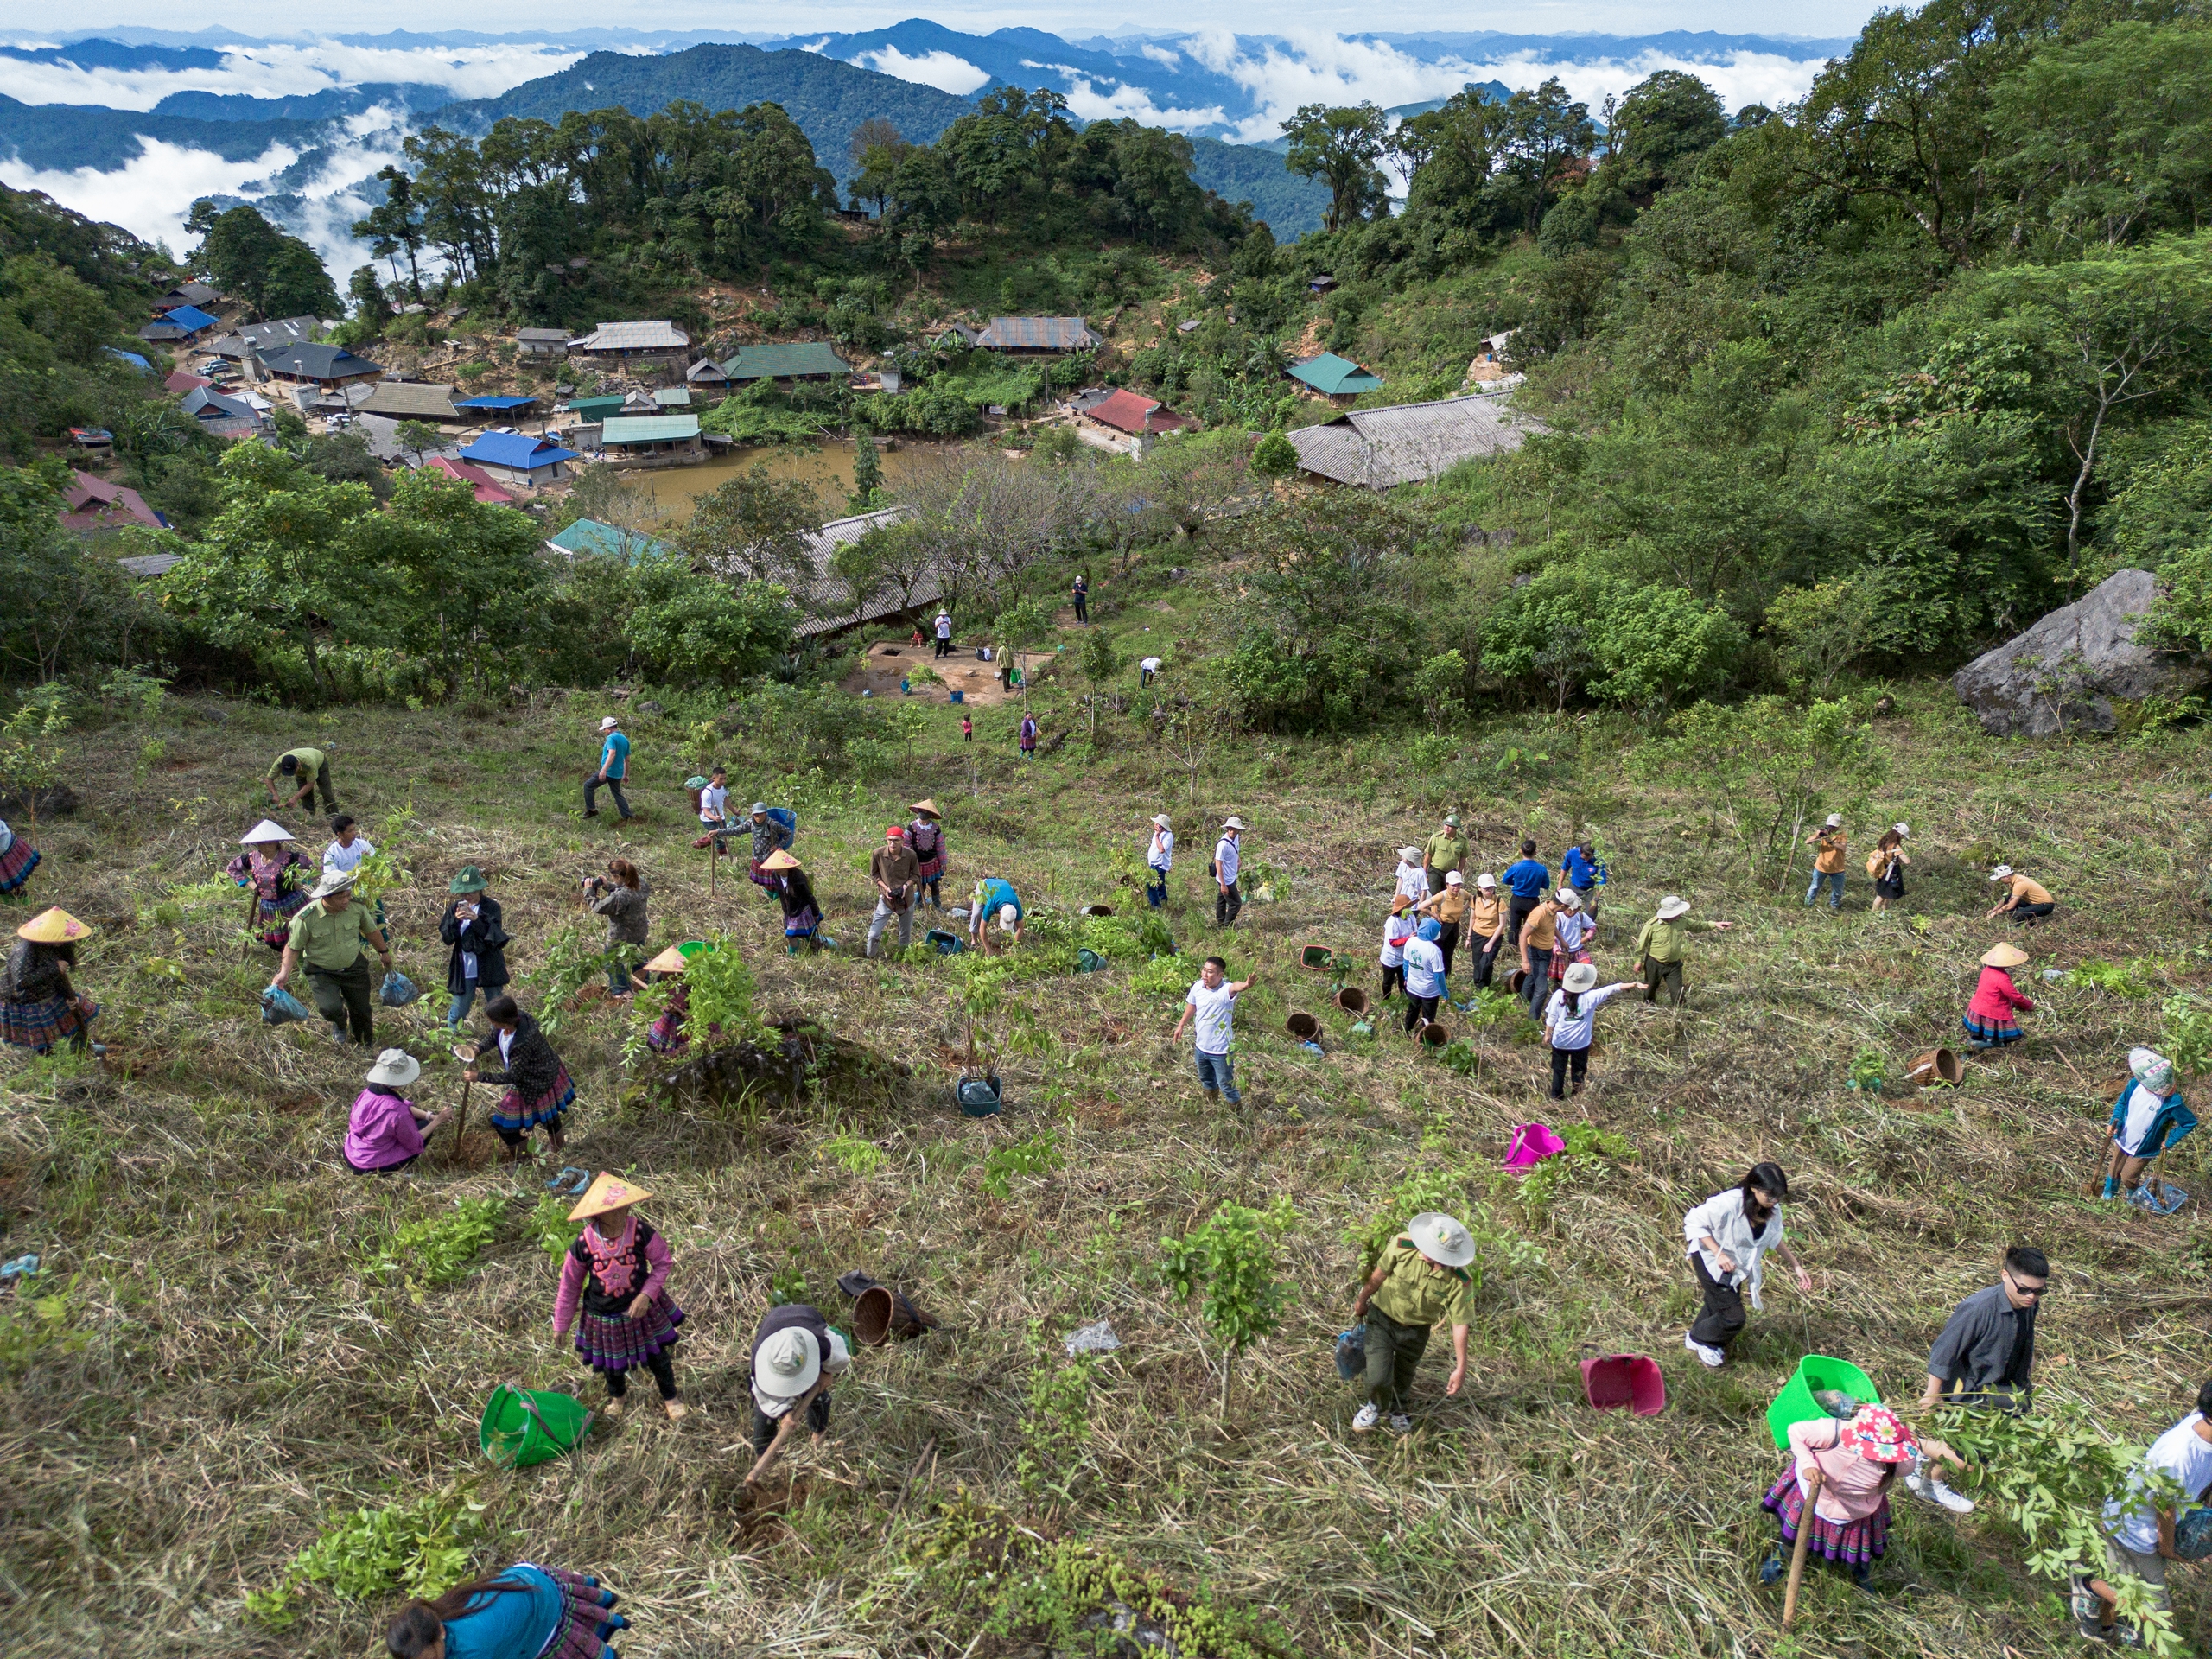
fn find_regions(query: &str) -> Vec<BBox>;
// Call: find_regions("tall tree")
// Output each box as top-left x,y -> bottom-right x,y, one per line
1497,78 -> 1598,234
1281,103 -> 1391,233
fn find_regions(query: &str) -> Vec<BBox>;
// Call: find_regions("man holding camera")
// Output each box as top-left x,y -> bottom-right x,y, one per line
866,826 -> 919,958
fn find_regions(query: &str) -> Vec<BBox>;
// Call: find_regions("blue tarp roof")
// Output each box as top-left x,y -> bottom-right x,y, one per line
105,347 -> 152,371
162,305 -> 219,334
459,431 -> 580,470
543,518 -> 678,563
453,394 -> 539,410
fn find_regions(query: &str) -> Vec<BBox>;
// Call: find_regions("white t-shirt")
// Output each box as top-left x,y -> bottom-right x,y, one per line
2120,1080 -> 2167,1156
2107,1414 -> 2212,1554
323,836 -> 377,874
1140,657 -> 1162,673
1543,983 -> 1624,1050
1148,828 -> 1174,872
700,783 -> 729,823
1185,981 -> 1238,1055
1402,938 -> 1446,999
1395,862 -> 1431,905
1214,836 -> 1240,887
935,613 -> 951,639
1379,911 -> 1414,968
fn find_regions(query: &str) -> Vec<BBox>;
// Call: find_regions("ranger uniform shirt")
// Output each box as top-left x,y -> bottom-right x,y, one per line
1369,1237 -> 1477,1328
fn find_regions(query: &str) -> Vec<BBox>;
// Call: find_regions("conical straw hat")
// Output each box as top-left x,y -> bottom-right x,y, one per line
569,1172 -> 653,1222
760,849 -> 801,872
238,819 -> 295,844
16,906 -> 92,944
908,798 -> 941,818
1980,942 -> 2030,969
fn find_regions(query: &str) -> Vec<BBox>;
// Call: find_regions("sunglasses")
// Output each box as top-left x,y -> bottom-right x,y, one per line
2005,1273 -> 2049,1299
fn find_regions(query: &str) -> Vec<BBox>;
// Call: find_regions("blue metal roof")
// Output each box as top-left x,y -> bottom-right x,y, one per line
452,395 -> 539,410
105,347 -> 152,371
543,518 -> 678,563
458,431 -> 580,470
162,305 -> 219,334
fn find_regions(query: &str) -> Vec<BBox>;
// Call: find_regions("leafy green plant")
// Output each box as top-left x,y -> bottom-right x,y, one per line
529,1192 -> 585,1267
1130,952 -> 1191,995
0,682 -> 71,832
1519,1123 -> 1632,1210
526,924 -> 605,1036
2164,994 -> 2212,1080
683,939 -> 764,1042
1847,1046 -> 1887,1090
0,1275 -> 90,1374
824,1131 -> 889,1177
363,1198 -> 503,1294
2069,959 -> 2154,998
251,1481 -> 489,1627
983,1129 -> 1065,1198
1017,1332 -> 1099,1497
1161,1197 -> 1296,1408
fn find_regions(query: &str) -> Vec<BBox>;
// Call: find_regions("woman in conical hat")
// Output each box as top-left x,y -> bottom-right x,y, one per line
906,800 -> 947,910
2,907 -> 101,1055
227,820 -> 313,953
552,1173 -> 688,1421
1962,942 -> 2034,1049
642,943 -> 715,1054
761,849 -> 822,955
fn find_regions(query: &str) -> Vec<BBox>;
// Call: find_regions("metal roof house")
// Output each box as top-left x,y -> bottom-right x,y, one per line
1286,392 -> 1544,489
686,356 -> 731,388
155,282 -> 219,313
1084,389 -> 1190,436
517,327 -> 570,358
541,518 -> 680,563
721,342 -> 849,384
60,471 -> 165,533
973,317 -> 1101,353
139,304 -> 219,342
652,387 -> 692,409
453,394 -> 540,421
456,430 -> 579,490
179,385 -> 261,425
357,381 -> 459,422
793,506 -> 926,637
201,316 -> 321,363
426,455 -> 518,505
1287,353 -> 1383,401
567,321 -> 690,379
600,414 -> 703,467
259,342 -> 383,391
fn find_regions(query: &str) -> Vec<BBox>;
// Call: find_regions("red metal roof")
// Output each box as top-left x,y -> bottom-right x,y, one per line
163,369 -> 212,396
1084,389 -> 1190,436
428,455 -> 518,505
60,470 -> 163,533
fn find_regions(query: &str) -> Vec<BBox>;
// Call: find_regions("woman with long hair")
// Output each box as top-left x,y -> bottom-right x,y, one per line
1681,1162 -> 1814,1369
583,858 -> 648,997
1538,963 -> 1638,1099
1867,824 -> 1910,912
384,1563 -> 625,1659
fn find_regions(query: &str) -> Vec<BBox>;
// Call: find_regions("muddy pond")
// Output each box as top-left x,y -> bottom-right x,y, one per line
611,439 -> 950,526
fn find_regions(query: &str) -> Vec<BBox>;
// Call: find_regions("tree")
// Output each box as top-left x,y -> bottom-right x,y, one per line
1496,78 -> 1598,233
1250,430 -> 1297,480
1764,575 -> 1899,695
1401,87 -> 1503,232
353,165 -> 427,296
677,464 -> 823,594
620,560 -> 797,684
1608,70 -> 1726,196
394,421 -> 441,465
1077,623 -> 1121,745
188,204 -> 337,320
849,433 -> 884,513
1161,1197 -> 1296,1414
1281,103 -> 1391,233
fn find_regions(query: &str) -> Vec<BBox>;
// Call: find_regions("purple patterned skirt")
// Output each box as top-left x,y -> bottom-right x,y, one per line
0,836 -> 39,896
493,1066 -> 575,1133
529,1564 -> 625,1659
0,995 -> 97,1052
575,1294 -> 684,1374
1762,1464 -> 1891,1566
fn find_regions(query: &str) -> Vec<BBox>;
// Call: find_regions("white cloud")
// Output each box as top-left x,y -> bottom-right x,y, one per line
0,41 -> 581,111
851,47 -> 991,95
1056,75 -> 1227,132
1138,43 -> 1182,67
0,135 -> 302,254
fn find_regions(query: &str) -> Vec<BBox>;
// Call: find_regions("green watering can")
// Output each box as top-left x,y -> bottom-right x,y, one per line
480,1383 -> 594,1468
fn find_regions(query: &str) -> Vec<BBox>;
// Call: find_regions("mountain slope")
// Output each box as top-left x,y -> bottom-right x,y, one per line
1187,137 -> 1326,236
0,92 -> 324,170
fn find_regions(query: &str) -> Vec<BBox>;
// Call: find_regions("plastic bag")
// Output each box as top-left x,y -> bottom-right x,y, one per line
378,970 -> 420,1008
1334,1325 -> 1366,1381
261,985 -> 310,1025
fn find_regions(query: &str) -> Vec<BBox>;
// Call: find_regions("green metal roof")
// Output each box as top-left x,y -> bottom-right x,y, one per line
601,415 -> 702,444
721,342 -> 850,380
544,518 -> 679,563
567,395 -> 627,418
1287,353 -> 1384,397
652,387 -> 693,407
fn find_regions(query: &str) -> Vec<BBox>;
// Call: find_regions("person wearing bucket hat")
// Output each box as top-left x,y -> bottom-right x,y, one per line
466,995 -> 575,1160
1803,812 -> 1849,910
759,849 -> 823,954
1548,887 -> 1593,990
582,715 -> 632,823
1681,1162 -> 1812,1369
1144,814 -> 1174,909
384,1563 -> 628,1659
553,1173 -> 687,1421
0,813 -> 41,902
2103,1046 -> 2196,1204
1984,864 -> 2056,926
1213,818 -> 1246,928
1758,1403 -> 1963,1592
1393,846 -> 1430,908
344,1049 -> 449,1173
867,825 -> 920,958
1962,942 -> 2034,1049
1,907 -> 101,1056
273,868 -> 392,1046
1402,918 -> 1449,1035
228,821 -> 315,953
1633,896 -> 1732,1007
439,867 -> 511,1033
1866,825 -> 1910,912
1421,815 -> 1466,894
1538,962 -> 1639,1100
2081,1377 -> 2212,1646
907,800 -> 948,909
1349,1212 -> 1476,1434
747,1301 -> 854,1472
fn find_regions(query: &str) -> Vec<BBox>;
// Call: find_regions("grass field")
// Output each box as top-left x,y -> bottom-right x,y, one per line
4,559 -> 2211,1659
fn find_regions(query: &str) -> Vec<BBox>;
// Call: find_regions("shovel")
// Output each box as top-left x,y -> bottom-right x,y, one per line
451,1042 -> 478,1157
1783,1465 -> 1824,1628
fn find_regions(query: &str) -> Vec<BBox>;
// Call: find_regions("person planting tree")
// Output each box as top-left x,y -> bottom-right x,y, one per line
1757,1404 -> 1966,1594
1913,1244 -> 2049,1514
2079,1376 -> 2212,1648
1985,864 -> 2056,927
1681,1163 -> 1812,1369
383,1564 -> 629,1659
1348,1212 -> 1474,1436
1962,941 -> 2034,1049
464,993 -> 574,1161
265,746 -> 335,813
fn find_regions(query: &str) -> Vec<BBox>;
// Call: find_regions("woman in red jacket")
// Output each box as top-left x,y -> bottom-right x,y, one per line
1962,941 -> 2034,1049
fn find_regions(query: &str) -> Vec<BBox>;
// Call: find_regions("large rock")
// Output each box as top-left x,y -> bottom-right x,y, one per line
1952,569 -> 2209,736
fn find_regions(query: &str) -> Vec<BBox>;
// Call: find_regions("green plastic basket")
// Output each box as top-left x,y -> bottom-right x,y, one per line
480,1384 -> 594,1468
1766,1354 -> 1882,1451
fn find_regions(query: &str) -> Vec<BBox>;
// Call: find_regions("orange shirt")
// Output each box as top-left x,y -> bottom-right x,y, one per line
2008,875 -> 2053,906
1522,902 -> 1559,952
1810,830 -> 1847,874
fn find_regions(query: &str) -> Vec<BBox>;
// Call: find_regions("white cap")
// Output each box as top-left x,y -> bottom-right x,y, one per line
999,903 -> 1019,929
1445,871 -> 1464,887
1892,823 -> 1910,836
1474,873 -> 1497,889
599,715 -> 620,731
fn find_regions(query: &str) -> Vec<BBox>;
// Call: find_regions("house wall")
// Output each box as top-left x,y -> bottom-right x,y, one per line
601,436 -> 704,469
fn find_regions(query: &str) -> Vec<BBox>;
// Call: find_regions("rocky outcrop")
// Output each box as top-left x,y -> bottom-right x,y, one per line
1952,569 -> 2209,736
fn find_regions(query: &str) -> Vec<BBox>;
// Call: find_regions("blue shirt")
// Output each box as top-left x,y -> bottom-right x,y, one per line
442,1566 -> 563,1659
1562,847 -> 1599,888
976,878 -> 1021,921
598,730 -> 629,779
1503,858 -> 1549,899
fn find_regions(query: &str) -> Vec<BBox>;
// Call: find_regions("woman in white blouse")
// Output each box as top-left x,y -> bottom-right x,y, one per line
1682,1162 -> 1813,1369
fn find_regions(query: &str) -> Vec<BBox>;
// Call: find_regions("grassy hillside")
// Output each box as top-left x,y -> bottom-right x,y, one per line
6,553 -> 2209,1657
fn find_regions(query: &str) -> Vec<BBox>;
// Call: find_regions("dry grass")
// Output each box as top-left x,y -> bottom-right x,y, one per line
3,646 -> 2209,1659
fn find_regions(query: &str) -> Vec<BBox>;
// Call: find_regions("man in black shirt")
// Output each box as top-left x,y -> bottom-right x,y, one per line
1910,1244 -> 2048,1510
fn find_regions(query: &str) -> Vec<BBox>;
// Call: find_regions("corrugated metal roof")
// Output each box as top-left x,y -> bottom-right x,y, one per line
724,342 -> 849,380
518,327 -> 569,341
1287,353 -> 1383,397
543,518 -> 679,563
1085,389 -> 1189,435
1287,392 -> 1543,489
357,381 -> 457,420
601,415 -> 701,444
453,394 -> 538,410
460,431 -> 580,470
792,506 -> 927,636
565,395 -> 628,418
976,316 -> 1098,351
652,387 -> 692,407
261,342 -> 382,379
570,321 -> 689,352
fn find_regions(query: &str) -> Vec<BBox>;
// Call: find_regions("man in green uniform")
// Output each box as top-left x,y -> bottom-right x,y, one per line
1349,1211 -> 1474,1435
266,747 -> 334,813
1421,815 -> 1468,895
1632,894 -> 1733,1007
272,869 -> 392,1046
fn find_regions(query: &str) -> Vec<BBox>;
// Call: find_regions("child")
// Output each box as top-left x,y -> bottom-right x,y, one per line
2104,1046 -> 2196,1204
464,994 -> 573,1160
1173,956 -> 1254,1106
553,1173 -> 687,1421
1962,942 -> 2034,1049
1379,900 -> 1415,1002
323,814 -> 378,875
961,714 -> 973,744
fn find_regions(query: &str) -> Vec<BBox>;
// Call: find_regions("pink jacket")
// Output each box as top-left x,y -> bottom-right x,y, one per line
553,1221 -> 673,1332
1789,1417 -> 1895,1523
343,1089 -> 423,1170
1967,966 -> 2034,1024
